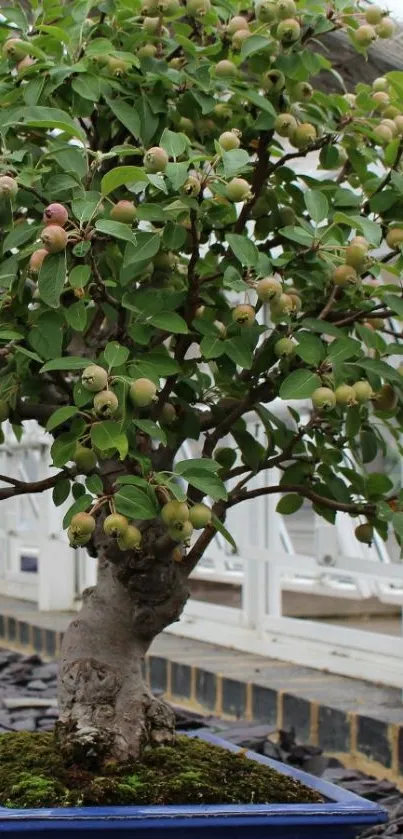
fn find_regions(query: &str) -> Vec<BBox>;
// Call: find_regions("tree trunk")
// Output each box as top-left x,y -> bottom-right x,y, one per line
57,526 -> 188,765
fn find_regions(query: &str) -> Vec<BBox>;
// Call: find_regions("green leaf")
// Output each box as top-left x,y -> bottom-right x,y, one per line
69,265 -> 91,289
90,421 -> 128,460
16,106 -> 86,142
276,494 -> 304,514
226,234 -> 259,267
46,406 -> 78,432
279,370 -> 321,400
280,226 -> 314,246
160,128 -> 188,158
3,223 -> 39,253
63,495 -> 94,530
104,342 -> 130,369
95,219 -> 136,243
115,475 -> 149,488
53,479 -> 71,507
301,318 -> 346,339
38,254 -> 66,308
29,312 -> 64,361
115,485 -> 158,520
328,337 -> 361,364
124,233 -> 161,265
367,473 -> 394,499
15,346 -> 42,364
357,358 -> 403,387
383,294 -> 403,317
104,97 -> 141,140
360,429 -> 378,464
243,89 -> 276,116
211,514 -> 237,551
133,419 -> 167,445
65,301 -> 87,332
51,432 -> 78,468
240,35 -> 271,59
345,404 -> 361,440
295,332 -> 326,365
101,166 -> 146,196
182,470 -> 228,501
149,312 -> 188,333
40,357 -> 90,373
224,337 -> 253,369
0,330 -> 24,341
71,75 -> 101,102
175,459 -> 220,474
222,149 -> 251,179
304,190 -> 329,224
86,475 -> 104,495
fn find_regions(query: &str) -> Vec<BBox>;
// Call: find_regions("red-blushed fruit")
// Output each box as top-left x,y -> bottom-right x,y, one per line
312,387 -> 336,411
214,447 -> 237,470
130,378 -> 157,407
376,17 -> 395,38
28,249 -> 48,275
104,513 -> 129,537
372,90 -> 390,111
82,365 -> 108,393
3,39 -> 26,60
355,523 -> 374,545
218,130 -> 241,151
168,520 -> 194,542
70,512 -> 96,537
226,178 -> 252,202
189,503 -> 212,528
110,200 -> 137,223
43,203 -> 68,227
355,24 -> 376,46
289,123 -> 316,149
256,276 -> 282,301
276,18 -> 301,43
215,59 -> 237,77
160,402 -> 176,424
0,176 -> 18,198
232,304 -> 255,326
352,380 -> 373,403
117,525 -> 142,550
226,15 -> 249,34
274,113 -> 298,137
0,400 -> 9,422
386,227 -> 403,249
335,384 -> 357,407
40,224 -> 68,253
274,337 -> 296,358
74,445 -> 97,474
144,146 -> 169,173
345,241 -> 368,269
332,264 -> 358,286
93,390 -> 119,418
161,500 -> 190,526
374,383 -> 398,412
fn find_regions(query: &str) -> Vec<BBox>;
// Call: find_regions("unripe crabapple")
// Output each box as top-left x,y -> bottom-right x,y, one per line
276,18 -> 301,44
0,176 -> 18,198
28,249 -> 48,275
274,337 -> 296,358
232,29 -> 252,48
74,445 -> 97,474
214,447 -> 237,470
186,0 -> 211,16
289,123 -> 316,149
335,384 -> 357,407
386,227 -> 403,249
104,513 -> 129,537
376,18 -> 395,38
332,264 -> 358,286
118,525 -> 142,550
345,241 -> 368,269
292,82 -> 313,101
311,387 -> 336,411
189,503 -> 212,529
3,39 -> 26,60
182,176 -> 201,197
355,25 -> 376,47
373,124 -> 393,145
256,277 -> 282,302
161,500 -> 190,526
160,402 -> 176,424
43,203 -> 68,227
226,178 -> 252,202
215,60 -> 237,78
168,520 -> 194,543
40,225 -> 68,253
232,304 -> 255,326
219,131 -> 241,151
352,380 -> 373,403
256,1 -> 278,23
130,378 -> 157,407
110,200 -> 137,223
82,365 -> 108,392
274,114 -> 297,137
374,383 -> 398,412
365,5 -> 384,25
70,512 -> 96,537
355,523 -> 374,545
144,146 -> 169,173
226,16 -> 249,35
262,70 -> 285,92
93,390 -> 119,418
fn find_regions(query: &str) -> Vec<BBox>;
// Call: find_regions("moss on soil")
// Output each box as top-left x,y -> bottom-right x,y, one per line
0,732 -> 323,809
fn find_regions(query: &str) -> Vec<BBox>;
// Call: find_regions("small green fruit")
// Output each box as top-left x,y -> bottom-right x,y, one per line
189,503 -> 212,529
255,1 -> 278,23
214,447 -> 237,470
312,387 -> 336,411
0,176 -> 18,198
110,200 -> 137,223
104,513 -> 129,537
226,16 -> 249,34
82,365 -> 108,393
74,445 -> 97,474
335,384 -> 357,407
374,383 -> 398,412
186,0 -> 211,16
226,178 -> 252,202
289,123 -> 316,149
231,29 -> 252,48
292,82 -> 313,101
161,402 -> 177,425
256,276 -> 282,301
68,527 -> 92,548
168,520 -> 194,542
93,390 -> 119,418
0,400 -> 9,422
144,146 -> 169,173
107,57 -> 129,75
277,0 -> 297,18
130,378 -> 157,407
383,105 -> 400,119
270,293 -> 294,317
274,337 -> 295,358
332,264 -> 358,286
215,60 -> 237,78
274,113 -> 298,137
28,249 -> 48,275
372,76 -> 389,91
138,44 -> 157,58
372,91 -> 390,110
386,227 -> 403,249
355,24 -> 376,46
355,523 -> 374,545
143,16 -> 160,32
343,94 -> 356,109
376,18 -> 395,38
352,380 -> 373,403
365,5 -> 384,25
276,18 -> 301,44
43,203 -> 68,227
182,175 -> 201,197
161,500 -> 190,526
40,224 -> 68,253
262,69 -> 285,92
70,512 -> 96,537
118,525 -> 142,550
394,115 -> 403,136
345,242 -> 368,269
373,123 -> 393,144
3,39 -> 26,60
219,130 -> 241,151
232,304 -> 255,326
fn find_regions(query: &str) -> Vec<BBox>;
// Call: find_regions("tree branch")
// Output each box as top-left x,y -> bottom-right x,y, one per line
0,469 -> 73,502
227,483 -> 374,516
234,131 -> 272,234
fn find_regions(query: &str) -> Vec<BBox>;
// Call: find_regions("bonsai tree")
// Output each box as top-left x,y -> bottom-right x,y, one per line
0,0 -> 402,766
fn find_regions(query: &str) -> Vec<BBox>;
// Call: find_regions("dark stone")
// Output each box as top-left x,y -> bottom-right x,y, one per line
32,626 -> 43,654
31,664 -> 58,682
0,651 -> 19,671
7,618 -> 16,642
45,630 -> 56,657
318,706 -> 350,753
222,678 -> 246,719
357,715 -> 392,768
282,694 -> 311,743
21,654 -> 42,666
12,717 -> 36,731
195,669 -> 216,711
252,684 -> 277,726
18,622 -> 30,646
171,662 -> 191,700
220,723 -> 273,754
3,663 -> 32,685
149,656 -> 167,694
263,740 -> 283,761
27,680 -> 47,691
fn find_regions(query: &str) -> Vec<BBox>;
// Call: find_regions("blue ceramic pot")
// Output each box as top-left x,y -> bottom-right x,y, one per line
0,730 -> 387,837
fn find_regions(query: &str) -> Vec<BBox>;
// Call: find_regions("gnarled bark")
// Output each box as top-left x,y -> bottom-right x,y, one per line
57,524 -> 188,764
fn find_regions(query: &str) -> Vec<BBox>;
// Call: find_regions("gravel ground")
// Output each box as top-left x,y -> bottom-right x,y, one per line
0,648 -> 399,834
